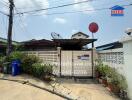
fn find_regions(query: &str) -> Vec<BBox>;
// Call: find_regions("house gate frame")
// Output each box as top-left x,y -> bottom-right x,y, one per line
58,49 -> 94,78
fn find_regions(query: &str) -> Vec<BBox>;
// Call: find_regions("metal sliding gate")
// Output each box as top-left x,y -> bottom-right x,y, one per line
61,51 -> 92,77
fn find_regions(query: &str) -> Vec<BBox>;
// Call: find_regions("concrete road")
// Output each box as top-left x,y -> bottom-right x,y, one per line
0,80 -> 64,100
0,74 -> 120,100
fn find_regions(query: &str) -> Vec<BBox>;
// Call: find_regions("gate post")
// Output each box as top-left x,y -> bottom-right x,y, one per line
91,46 -> 97,78
57,47 -> 61,77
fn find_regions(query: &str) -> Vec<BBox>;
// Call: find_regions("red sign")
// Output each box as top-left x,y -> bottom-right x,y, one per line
89,22 -> 99,33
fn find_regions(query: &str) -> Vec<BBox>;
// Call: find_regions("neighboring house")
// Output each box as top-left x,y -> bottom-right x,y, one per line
96,41 -> 123,51
71,32 -> 89,39
21,39 -> 56,51
0,37 -> 19,55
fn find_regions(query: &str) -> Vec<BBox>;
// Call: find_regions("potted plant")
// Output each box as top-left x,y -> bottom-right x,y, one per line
118,74 -> 128,99
0,56 -> 5,73
107,70 -> 120,94
101,76 -> 108,87
0,57 -> 3,72
95,61 -> 104,83
97,64 -> 109,86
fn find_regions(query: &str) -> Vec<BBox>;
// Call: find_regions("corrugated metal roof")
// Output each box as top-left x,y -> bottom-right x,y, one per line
0,37 -> 19,45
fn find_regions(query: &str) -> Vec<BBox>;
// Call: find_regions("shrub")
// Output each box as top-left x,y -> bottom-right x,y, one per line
95,62 -> 112,78
108,70 -> 120,85
21,55 -> 41,74
32,63 -> 53,78
117,74 -> 128,90
0,56 -> 5,72
0,56 -> 5,65
95,60 -> 128,91
5,51 -> 25,63
2,51 -> 41,74
32,63 -> 44,77
1,51 -> 53,80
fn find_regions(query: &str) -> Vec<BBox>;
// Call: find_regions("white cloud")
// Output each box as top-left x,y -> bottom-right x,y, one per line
74,0 -> 95,14
54,17 -> 67,24
71,29 -> 79,34
2,0 -> 49,30
2,0 -> 49,16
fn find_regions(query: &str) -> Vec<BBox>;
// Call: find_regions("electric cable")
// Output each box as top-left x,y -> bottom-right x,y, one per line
15,0 -> 94,15
18,3 -> 132,16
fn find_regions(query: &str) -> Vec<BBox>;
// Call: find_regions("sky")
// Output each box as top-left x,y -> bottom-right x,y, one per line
0,0 -> 132,46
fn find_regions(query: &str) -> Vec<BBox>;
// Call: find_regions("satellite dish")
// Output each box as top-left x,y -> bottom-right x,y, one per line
51,32 -> 63,39
125,28 -> 132,35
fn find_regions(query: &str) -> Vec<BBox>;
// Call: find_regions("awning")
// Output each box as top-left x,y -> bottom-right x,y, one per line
53,39 -> 97,46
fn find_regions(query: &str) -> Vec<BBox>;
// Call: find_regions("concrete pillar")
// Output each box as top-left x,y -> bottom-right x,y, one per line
93,47 -> 97,77
57,47 -> 61,77
120,35 -> 132,99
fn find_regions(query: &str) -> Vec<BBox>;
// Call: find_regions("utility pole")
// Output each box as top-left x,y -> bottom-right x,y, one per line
7,0 -> 14,56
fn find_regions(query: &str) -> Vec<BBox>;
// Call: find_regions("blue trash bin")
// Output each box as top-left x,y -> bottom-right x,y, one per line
11,60 -> 21,76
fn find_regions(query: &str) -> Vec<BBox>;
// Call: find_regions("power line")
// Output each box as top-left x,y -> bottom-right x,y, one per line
16,0 -> 71,10
19,3 -> 132,16
0,10 -> 8,16
14,5 -> 34,39
0,0 -> 9,7
14,0 -> 131,16
0,1 -> 9,16
0,0 -> 9,4
15,0 -> 94,15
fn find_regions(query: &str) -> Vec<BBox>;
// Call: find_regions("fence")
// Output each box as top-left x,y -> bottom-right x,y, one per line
24,50 -> 93,77
97,48 -> 125,74
24,50 -> 60,76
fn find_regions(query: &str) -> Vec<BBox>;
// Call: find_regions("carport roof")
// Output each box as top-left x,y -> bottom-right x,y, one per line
53,39 -> 97,46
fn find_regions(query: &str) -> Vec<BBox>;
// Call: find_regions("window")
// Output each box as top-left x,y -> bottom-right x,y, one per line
78,34 -> 81,36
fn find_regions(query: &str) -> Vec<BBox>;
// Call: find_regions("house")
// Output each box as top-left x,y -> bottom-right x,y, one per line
20,33 -> 97,77
96,41 -> 123,51
21,39 -> 56,51
71,32 -> 89,39
21,38 -> 97,51
0,37 -> 19,55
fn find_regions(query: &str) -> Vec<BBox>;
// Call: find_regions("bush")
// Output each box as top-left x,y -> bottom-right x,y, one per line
0,56 -> 5,65
95,62 -> 112,78
95,60 -> 128,91
21,55 -> 40,74
32,63 -> 44,77
32,63 -> 53,79
118,74 -> 128,90
1,51 -> 53,80
2,51 -> 41,74
4,51 -> 25,62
